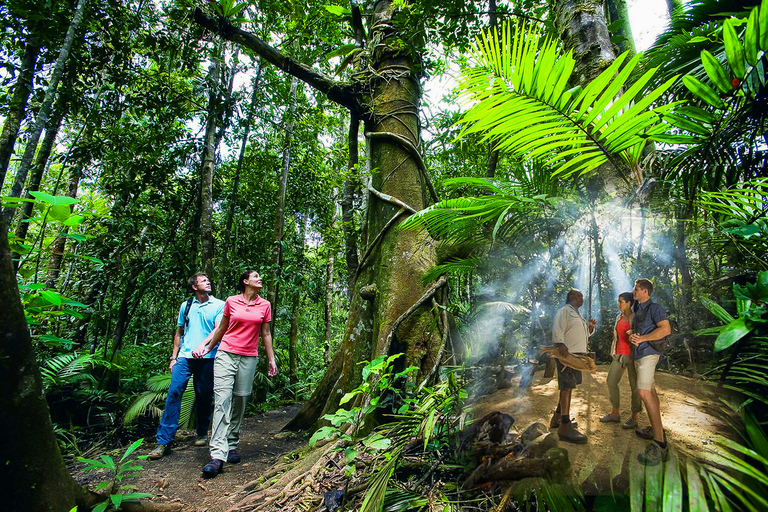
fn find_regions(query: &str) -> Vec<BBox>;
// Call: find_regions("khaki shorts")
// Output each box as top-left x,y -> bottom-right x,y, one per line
635,354 -> 660,391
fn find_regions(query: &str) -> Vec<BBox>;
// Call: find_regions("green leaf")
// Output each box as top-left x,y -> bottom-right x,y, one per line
121,438 -> 144,461
121,492 -> 154,500
62,214 -> 85,226
745,8 -> 760,66
326,44 -> 357,60
309,426 -> 337,447
93,502 -> 109,512
29,191 -> 77,206
760,0 -> 768,51
65,233 -> 88,242
48,204 -> 72,221
344,447 -> 358,464
701,50 -> 732,93
363,433 -> 392,451
682,75 -> 725,108
714,317 -> 751,352
723,19 -> 746,78
324,5 -> 350,16
111,494 -> 123,509
340,391 -> 357,405
40,290 -> 62,306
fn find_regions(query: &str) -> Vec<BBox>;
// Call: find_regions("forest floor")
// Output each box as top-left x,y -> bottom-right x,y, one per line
71,404 -> 307,512
71,367 -> 736,511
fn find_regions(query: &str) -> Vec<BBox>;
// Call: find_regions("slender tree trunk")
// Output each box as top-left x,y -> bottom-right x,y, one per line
605,0 -> 636,56
675,208 -> 695,372
2,0 -> 88,225
268,75 -> 299,322
0,40 -> 39,188
342,115 -> 360,297
220,62 -> 263,292
14,107 -> 65,246
199,53 -> 222,281
324,254 -> 334,363
485,0 -> 500,178
44,170 -> 80,289
288,293 -> 300,389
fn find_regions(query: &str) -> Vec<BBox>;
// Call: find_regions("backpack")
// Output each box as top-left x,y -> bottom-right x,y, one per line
633,303 -> 671,353
180,296 -> 194,340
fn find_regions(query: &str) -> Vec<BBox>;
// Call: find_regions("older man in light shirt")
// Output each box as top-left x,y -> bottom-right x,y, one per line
549,289 -> 596,444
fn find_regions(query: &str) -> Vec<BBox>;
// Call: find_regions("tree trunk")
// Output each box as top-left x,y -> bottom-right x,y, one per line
220,62 -> 263,293
193,0 -> 444,432
554,0 -> 616,85
13,106 -> 65,248
485,0 -> 499,179
2,0 -> 88,226
0,40 -> 39,188
44,170 -> 80,289
665,0 -> 683,18
605,0 -> 636,56
342,115 -> 361,297
288,290 -> 300,390
324,254 -> 334,363
674,208 -> 695,371
0,215 -> 99,511
199,53 -> 222,281
268,75 -> 299,323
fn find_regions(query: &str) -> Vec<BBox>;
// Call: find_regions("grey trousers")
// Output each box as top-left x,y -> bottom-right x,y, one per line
209,350 -> 259,461
607,354 -> 642,414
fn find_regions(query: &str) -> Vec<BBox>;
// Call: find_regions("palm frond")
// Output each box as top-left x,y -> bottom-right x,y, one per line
40,352 -> 100,389
455,20 -> 678,180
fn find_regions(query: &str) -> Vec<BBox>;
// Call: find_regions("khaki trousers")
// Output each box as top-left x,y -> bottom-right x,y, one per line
209,350 -> 259,461
607,354 -> 642,413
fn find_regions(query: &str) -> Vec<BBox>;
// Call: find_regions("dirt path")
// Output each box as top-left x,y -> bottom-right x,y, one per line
472,364 -> 736,495
73,404 -> 306,512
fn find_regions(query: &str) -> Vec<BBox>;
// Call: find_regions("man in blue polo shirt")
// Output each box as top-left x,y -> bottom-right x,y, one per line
148,274 -> 225,459
630,278 -> 671,466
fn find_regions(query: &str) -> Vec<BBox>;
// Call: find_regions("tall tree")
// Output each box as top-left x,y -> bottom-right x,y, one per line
605,0 -> 636,56
194,0 -> 446,428
0,39 -> 39,187
2,0 -> 88,225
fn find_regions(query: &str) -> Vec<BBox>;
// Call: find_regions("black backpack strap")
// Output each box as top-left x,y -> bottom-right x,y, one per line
181,296 -> 194,337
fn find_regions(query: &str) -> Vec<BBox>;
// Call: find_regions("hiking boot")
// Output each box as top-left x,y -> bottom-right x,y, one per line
622,417 -> 638,429
148,444 -> 170,460
202,459 -> 224,479
550,414 -> 577,429
558,422 -> 588,444
637,442 -> 669,466
194,435 -> 208,447
636,426 -> 666,441
227,449 -> 241,464
599,413 -> 620,423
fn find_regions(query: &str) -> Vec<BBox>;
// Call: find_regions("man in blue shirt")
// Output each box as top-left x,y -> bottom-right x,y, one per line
148,274 -> 225,459
630,278 -> 671,466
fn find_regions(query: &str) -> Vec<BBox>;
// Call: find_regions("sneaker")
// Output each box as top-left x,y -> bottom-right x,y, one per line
599,414 -> 620,423
637,441 -> 669,466
635,426 -> 666,441
202,459 -> 224,478
558,422 -> 588,444
622,417 -> 638,429
148,444 -> 170,460
227,449 -> 241,464
194,435 -> 208,447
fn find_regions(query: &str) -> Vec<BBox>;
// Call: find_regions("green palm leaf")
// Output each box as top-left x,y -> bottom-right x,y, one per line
455,20 -> 678,180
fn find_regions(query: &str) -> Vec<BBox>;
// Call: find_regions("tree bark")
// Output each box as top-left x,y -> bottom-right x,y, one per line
0,215 -> 98,511
199,52 -> 222,281
342,115 -> 360,297
0,40 -> 39,188
2,0 -> 88,226
485,0 -> 500,179
553,0 -> 616,86
324,254 -> 334,363
268,75 -> 299,324
220,62 -> 263,292
605,0 -> 636,56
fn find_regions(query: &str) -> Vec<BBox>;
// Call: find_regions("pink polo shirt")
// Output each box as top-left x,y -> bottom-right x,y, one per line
219,294 -> 272,357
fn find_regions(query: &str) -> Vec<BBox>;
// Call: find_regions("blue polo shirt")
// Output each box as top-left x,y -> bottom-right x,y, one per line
633,299 -> 668,359
176,296 -> 225,358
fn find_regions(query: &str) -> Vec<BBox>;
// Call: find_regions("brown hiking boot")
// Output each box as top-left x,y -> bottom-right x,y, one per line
148,444 -> 170,460
558,422 -> 588,444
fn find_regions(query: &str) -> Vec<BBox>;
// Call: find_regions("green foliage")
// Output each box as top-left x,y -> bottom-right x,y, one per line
456,20 -> 677,179
122,373 -> 195,427
77,438 -> 153,511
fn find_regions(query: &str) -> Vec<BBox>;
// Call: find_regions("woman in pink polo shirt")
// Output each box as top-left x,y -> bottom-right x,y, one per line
192,270 -> 277,478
